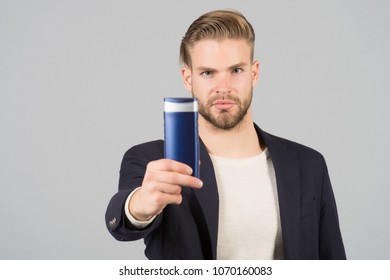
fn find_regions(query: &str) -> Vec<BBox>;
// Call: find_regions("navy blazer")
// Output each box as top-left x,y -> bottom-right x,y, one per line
105,124 -> 346,259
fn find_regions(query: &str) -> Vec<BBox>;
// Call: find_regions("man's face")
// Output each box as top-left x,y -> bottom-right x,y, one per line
182,39 -> 259,130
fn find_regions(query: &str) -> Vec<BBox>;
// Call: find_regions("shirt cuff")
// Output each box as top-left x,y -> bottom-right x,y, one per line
124,187 -> 156,229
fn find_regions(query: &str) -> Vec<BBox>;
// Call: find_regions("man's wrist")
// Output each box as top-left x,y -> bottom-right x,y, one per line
124,187 -> 156,229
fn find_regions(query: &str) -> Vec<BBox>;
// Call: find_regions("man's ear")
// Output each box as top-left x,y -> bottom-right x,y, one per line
181,67 -> 192,91
251,60 -> 260,87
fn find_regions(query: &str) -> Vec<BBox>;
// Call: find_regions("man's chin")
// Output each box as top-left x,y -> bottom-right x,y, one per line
205,115 -> 243,130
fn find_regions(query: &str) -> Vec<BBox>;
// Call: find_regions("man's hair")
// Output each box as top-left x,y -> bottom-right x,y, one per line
180,9 -> 255,68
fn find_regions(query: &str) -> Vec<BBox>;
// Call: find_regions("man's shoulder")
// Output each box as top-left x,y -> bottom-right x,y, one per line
260,129 -> 325,162
130,139 -> 164,150
123,139 -> 164,159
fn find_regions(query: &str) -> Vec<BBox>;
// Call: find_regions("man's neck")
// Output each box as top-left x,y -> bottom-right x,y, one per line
199,116 -> 264,158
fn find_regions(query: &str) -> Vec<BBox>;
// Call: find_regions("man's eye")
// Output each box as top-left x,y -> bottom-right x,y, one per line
233,68 -> 243,74
201,71 -> 212,76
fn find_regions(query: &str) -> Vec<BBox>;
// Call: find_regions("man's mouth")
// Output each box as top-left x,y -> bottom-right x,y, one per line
212,100 -> 236,110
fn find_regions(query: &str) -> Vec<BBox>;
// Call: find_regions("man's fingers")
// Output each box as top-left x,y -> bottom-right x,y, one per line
152,170 -> 202,189
147,159 -> 193,175
157,192 -> 183,205
154,183 -> 182,195
144,169 -> 201,189
133,159 -> 203,218
145,159 -> 203,189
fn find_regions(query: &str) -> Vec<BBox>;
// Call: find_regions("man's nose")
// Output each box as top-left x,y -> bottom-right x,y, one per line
215,73 -> 231,94
216,87 -> 230,94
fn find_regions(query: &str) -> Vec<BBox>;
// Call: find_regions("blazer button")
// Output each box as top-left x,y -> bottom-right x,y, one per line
109,217 -> 117,229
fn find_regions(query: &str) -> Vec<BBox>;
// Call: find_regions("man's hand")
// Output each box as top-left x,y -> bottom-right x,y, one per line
129,159 -> 203,221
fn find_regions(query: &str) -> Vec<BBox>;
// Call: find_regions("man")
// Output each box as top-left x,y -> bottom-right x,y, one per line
105,10 -> 346,260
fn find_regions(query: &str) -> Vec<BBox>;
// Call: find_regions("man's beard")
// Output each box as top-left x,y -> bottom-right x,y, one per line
195,91 -> 253,130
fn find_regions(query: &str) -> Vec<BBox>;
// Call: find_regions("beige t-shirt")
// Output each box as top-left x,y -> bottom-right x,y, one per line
210,148 -> 284,259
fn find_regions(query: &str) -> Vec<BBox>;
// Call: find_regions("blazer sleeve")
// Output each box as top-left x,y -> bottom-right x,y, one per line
105,142 -> 164,241
319,157 -> 347,259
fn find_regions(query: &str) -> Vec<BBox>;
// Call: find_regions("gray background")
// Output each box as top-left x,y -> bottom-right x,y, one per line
1,0 -> 389,259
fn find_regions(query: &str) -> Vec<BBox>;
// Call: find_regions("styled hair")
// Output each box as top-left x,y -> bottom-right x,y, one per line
180,9 -> 255,68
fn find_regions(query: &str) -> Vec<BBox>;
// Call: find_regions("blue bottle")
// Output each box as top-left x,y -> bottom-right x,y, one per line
164,98 -> 199,178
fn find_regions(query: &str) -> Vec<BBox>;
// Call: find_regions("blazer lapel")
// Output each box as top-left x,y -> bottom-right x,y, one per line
192,138 -> 219,260
256,125 -> 301,260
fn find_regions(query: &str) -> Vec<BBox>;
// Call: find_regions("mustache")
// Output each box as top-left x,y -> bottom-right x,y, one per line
206,94 -> 241,106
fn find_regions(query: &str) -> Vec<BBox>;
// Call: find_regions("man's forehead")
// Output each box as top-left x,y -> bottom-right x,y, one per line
189,39 -> 252,68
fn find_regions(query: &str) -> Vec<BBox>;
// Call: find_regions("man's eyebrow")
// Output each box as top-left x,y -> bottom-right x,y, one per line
195,62 -> 249,72
228,62 -> 248,70
195,66 -> 216,72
